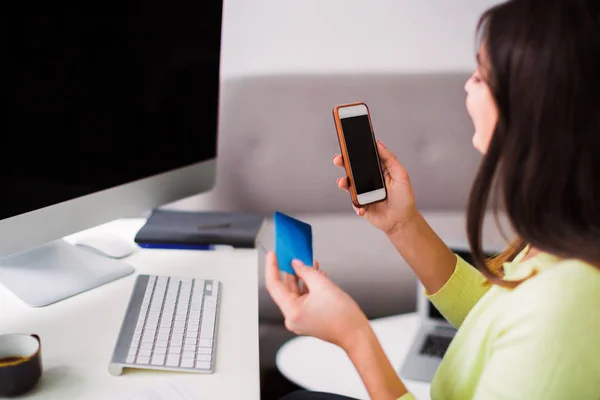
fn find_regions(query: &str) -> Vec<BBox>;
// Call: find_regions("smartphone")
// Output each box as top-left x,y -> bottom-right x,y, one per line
332,102 -> 387,207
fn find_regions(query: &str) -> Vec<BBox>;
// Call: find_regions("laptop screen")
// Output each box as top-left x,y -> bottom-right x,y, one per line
428,300 -> 448,322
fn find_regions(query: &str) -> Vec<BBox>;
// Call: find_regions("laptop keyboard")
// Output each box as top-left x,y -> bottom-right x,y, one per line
420,334 -> 453,358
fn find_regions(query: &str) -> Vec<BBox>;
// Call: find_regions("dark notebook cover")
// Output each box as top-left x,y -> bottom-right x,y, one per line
134,209 -> 265,249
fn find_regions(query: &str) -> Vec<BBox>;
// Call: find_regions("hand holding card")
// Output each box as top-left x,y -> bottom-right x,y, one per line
274,212 -> 313,275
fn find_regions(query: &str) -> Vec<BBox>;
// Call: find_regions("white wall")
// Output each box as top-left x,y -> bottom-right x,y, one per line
220,0 -> 503,78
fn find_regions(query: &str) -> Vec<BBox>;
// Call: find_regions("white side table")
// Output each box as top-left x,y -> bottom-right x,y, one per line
276,312 -> 430,400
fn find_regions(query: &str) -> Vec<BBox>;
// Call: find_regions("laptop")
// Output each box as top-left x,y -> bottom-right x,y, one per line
399,249 -> 484,382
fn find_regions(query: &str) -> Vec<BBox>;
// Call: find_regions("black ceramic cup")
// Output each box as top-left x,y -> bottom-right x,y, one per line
0,334 -> 42,397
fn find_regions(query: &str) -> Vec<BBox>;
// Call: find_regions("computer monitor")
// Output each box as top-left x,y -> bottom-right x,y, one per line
2,7 -> 223,307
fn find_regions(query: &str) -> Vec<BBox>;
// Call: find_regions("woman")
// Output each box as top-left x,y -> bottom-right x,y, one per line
265,0 -> 600,399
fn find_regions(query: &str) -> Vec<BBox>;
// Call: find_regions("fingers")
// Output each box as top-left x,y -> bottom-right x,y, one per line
353,205 -> 366,217
313,260 -> 327,277
333,153 -> 374,217
375,140 -> 407,177
284,273 -> 301,295
336,179 -> 366,216
334,155 -> 350,194
336,177 -> 349,193
375,140 -> 396,163
264,252 -> 295,314
298,260 -> 326,295
333,154 -> 344,168
291,259 -> 321,286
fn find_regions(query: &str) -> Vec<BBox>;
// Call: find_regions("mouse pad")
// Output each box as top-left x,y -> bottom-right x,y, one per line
274,212 -> 313,275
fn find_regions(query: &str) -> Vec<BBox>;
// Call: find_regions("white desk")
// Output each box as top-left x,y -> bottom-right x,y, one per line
0,218 -> 260,400
276,313 -> 430,400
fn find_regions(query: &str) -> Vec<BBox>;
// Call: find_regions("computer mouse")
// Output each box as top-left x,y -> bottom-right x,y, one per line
74,232 -> 139,259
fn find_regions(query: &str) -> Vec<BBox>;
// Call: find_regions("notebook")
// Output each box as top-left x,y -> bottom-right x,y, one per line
134,209 -> 265,249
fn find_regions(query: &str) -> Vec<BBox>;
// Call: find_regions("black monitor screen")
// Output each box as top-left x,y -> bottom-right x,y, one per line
3,8 -> 222,220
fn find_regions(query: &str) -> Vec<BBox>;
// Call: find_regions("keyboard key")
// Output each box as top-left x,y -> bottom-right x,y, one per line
151,355 -> 165,366
136,356 -> 150,365
196,354 -> 211,362
200,309 -> 216,339
181,358 -> 195,368
186,327 -> 199,334
195,361 -> 211,370
146,318 -> 159,327
154,347 -> 167,356
204,300 -> 217,310
172,334 -> 184,343
126,354 -> 136,364
197,347 -> 212,355
166,354 -> 180,367
198,339 -> 212,348
138,349 -> 152,357
157,334 -> 169,342
184,345 -> 196,352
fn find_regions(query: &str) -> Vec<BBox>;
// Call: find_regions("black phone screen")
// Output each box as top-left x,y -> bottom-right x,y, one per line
340,115 -> 384,194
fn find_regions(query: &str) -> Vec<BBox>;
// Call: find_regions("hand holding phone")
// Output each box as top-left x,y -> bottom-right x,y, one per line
332,102 -> 387,207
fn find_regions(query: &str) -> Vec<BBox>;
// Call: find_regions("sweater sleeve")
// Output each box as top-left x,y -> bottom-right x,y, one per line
426,254 -> 490,328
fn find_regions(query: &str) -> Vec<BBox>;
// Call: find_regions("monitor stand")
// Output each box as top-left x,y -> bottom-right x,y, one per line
0,239 -> 135,307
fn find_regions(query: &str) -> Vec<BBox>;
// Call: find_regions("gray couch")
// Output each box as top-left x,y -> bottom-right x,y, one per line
166,0 -> 509,371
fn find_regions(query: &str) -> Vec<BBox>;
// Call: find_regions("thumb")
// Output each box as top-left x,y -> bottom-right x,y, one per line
376,140 -> 407,178
291,260 -> 321,284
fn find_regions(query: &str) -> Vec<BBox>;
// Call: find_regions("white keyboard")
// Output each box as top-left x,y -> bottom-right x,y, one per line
108,274 -> 221,376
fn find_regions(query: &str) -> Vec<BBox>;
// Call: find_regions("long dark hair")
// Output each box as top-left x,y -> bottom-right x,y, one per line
467,0 -> 600,287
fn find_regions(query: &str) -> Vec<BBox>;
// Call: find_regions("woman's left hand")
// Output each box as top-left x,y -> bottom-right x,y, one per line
265,251 -> 370,352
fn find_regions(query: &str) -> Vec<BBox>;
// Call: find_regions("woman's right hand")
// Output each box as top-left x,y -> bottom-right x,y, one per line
333,140 -> 418,236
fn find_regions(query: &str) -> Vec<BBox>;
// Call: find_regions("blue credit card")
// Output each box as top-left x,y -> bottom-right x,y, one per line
274,212 -> 313,275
